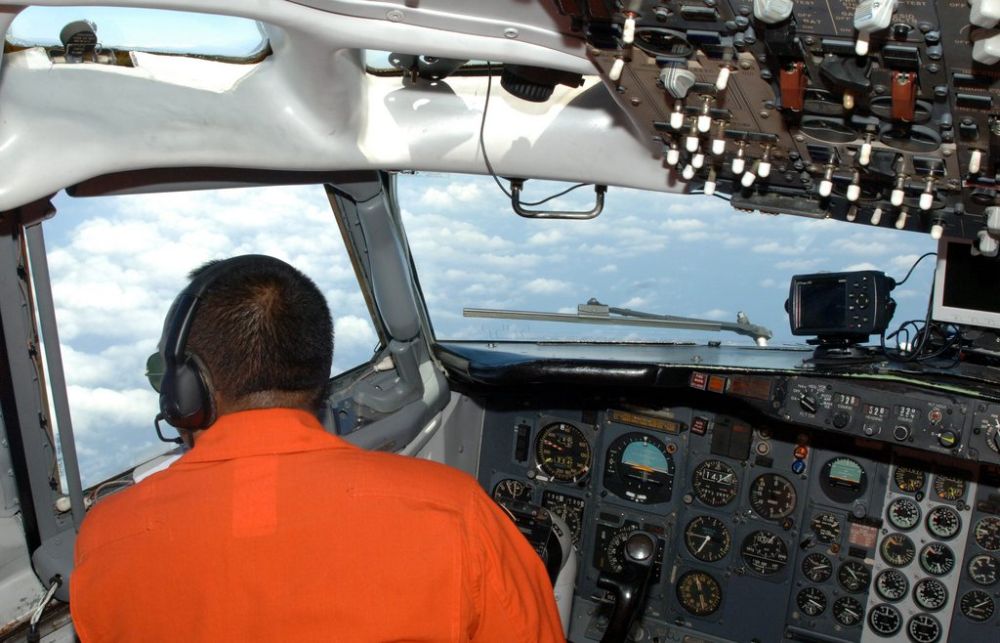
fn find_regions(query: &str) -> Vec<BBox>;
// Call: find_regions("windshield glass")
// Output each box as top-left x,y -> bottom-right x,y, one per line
7,6 -> 267,57
400,173 -> 937,346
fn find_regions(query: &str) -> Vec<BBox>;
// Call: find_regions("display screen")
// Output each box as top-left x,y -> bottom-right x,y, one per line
942,242 -> 1000,314
622,441 -> 669,473
798,279 -> 846,329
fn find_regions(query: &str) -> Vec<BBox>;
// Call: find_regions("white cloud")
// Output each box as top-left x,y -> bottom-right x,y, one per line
842,262 -> 880,271
524,278 -> 571,294
776,258 -> 825,270
528,230 -> 564,245
696,308 -> 730,320
599,264 -> 618,273
622,296 -> 649,308
831,237 -> 889,256
752,241 -> 802,255
661,218 -> 706,231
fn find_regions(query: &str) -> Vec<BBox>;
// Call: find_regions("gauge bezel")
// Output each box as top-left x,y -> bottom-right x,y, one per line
925,505 -> 961,540
748,473 -> 797,521
740,529 -> 789,576
867,603 -> 902,636
875,569 -> 909,601
960,589 -> 995,622
684,514 -> 732,563
603,431 -> 675,504
675,570 -> 723,617
919,542 -> 956,576
691,459 -> 739,507
796,587 -> 827,617
534,421 -> 592,483
886,497 -> 922,531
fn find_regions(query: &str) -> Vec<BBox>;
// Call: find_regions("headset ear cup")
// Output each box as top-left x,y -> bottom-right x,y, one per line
161,354 -> 215,430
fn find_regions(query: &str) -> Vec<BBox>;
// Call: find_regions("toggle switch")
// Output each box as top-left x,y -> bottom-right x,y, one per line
895,209 -> 908,229
666,145 -> 680,166
758,147 -> 772,178
609,57 -> 625,83
930,221 -> 944,240
715,66 -> 731,92
847,173 -> 861,201
858,138 -> 872,166
670,103 -> 685,129
973,32 -> 1000,65
692,152 -> 705,169
682,164 -> 696,180
712,122 -> 726,155
919,178 -> 935,211
731,145 -> 746,175
891,176 -> 906,207
986,205 -> 1000,232
854,0 -> 897,56
741,167 -> 757,187
871,207 -> 883,225
704,168 -> 717,196
686,134 -> 700,153
969,149 -> 983,174
622,13 -> 636,45
846,206 -> 858,222
818,165 -> 834,197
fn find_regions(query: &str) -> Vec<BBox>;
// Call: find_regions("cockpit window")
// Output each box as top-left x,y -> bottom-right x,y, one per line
400,173 -> 937,347
45,186 -> 379,486
7,6 -> 268,59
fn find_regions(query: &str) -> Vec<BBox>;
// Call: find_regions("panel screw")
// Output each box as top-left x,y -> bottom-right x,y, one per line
504,27 -> 519,39
386,9 -> 404,22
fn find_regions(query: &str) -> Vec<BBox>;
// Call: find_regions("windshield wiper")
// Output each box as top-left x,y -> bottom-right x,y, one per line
464,298 -> 773,346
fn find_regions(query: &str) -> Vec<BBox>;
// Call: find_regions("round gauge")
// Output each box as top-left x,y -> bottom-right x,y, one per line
691,459 -> 739,507
974,516 -> 1000,551
820,457 -> 868,503
603,432 -> 675,504
535,422 -> 591,482
894,466 -> 926,493
676,570 -> 722,617
541,490 -> 585,545
875,569 -> 909,601
932,475 -> 965,501
913,578 -> 948,611
919,543 -> 956,576
796,587 -> 827,617
837,560 -> 871,593
740,530 -> 789,575
810,513 -> 841,544
832,596 -> 863,626
684,515 -> 731,563
748,473 -> 797,520
887,497 -> 922,531
492,478 -> 532,503
967,553 -> 999,586
906,613 -> 941,643
880,533 -> 916,568
868,603 -> 902,637
925,506 -> 962,540
960,589 -> 995,622
602,525 -> 639,574
802,552 -> 833,583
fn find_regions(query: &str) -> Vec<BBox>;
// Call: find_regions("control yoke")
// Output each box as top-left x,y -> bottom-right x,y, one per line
597,531 -> 657,643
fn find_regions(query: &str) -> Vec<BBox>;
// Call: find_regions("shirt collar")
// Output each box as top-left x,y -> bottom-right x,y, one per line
180,408 -> 354,463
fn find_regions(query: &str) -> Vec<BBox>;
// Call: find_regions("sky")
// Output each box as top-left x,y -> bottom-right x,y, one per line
42,175 -> 937,487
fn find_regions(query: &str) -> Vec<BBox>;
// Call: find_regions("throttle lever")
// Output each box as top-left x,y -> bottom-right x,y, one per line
597,531 -> 657,643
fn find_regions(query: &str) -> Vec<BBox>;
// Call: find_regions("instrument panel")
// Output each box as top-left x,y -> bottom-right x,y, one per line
475,376 -> 1000,642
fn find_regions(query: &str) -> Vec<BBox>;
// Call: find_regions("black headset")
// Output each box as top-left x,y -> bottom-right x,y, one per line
158,255 -> 279,430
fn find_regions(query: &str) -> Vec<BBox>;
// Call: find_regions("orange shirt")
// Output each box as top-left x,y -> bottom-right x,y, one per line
71,408 -> 564,642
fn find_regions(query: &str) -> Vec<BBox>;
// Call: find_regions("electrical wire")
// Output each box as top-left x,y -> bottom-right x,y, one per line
478,62 -> 590,207
894,252 -> 936,287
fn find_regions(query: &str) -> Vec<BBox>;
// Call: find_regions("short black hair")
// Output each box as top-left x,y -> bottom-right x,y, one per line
186,256 -> 333,404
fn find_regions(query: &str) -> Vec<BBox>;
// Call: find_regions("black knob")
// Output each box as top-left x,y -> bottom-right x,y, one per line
833,412 -> 851,429
626,533 -> 655,562
937,430 -> 958,449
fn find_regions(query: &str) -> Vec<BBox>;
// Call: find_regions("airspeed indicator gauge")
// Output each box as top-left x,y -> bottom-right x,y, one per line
534,422 -> 591,482
691,459 -> 739,507
604,432 -> 675,504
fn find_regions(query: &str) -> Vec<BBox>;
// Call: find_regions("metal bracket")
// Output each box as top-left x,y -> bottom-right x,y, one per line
510,181 -> 607,219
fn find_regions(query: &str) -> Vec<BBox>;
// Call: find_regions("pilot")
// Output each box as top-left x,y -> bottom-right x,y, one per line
70,255 -> 563,642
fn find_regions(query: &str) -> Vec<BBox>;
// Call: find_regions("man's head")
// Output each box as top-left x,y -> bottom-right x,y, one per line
158,255 -> 333,434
